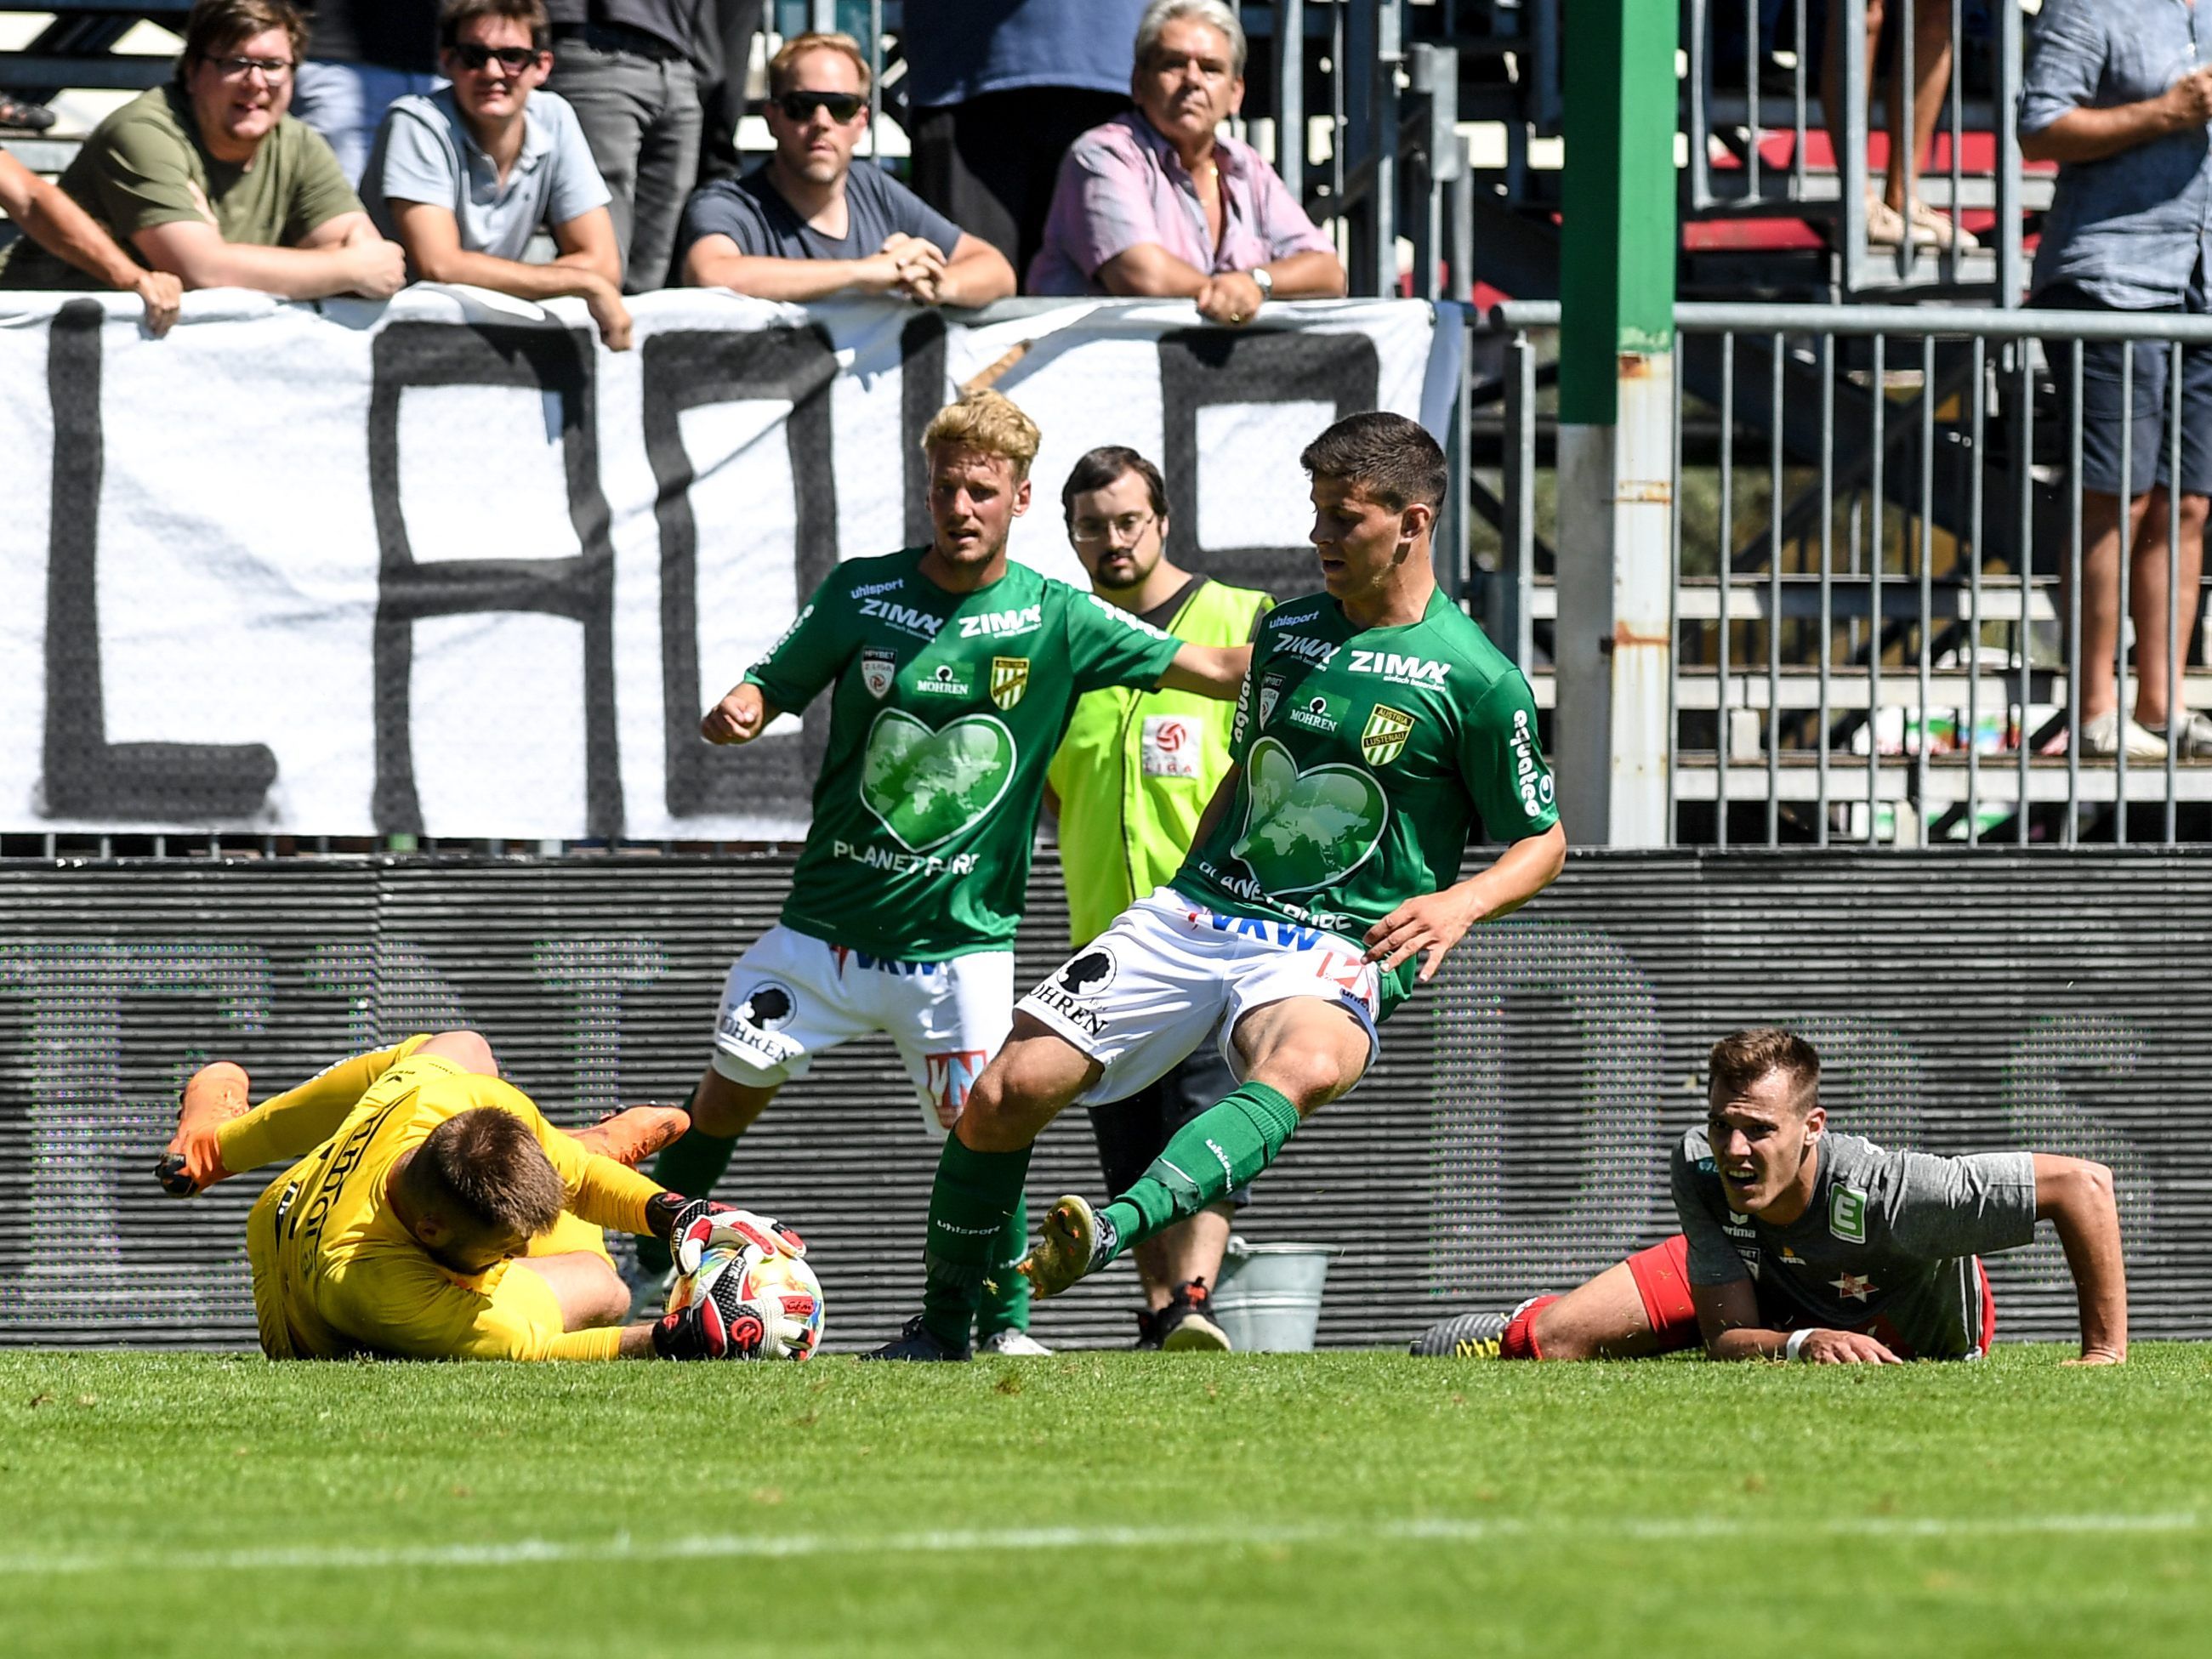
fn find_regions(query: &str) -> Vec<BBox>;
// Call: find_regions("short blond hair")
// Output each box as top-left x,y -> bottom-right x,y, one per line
768,31 -> 872,98
922,391 -> 1041,480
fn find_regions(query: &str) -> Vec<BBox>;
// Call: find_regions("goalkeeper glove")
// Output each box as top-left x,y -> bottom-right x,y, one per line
644,1194 -> 806,1275
651,1275 -> 817,1361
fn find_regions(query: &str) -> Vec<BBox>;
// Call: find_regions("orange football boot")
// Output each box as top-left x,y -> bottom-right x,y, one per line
574,1104 -> 691,1168
156,1061 -> 250,1196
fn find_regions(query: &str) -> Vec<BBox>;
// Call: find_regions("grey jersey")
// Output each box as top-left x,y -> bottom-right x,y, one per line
1671,1130 -> 2038,1360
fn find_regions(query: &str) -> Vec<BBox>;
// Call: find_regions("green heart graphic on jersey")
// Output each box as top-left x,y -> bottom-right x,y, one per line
1230,736 -> 1388,893
860,708 -> 1018,851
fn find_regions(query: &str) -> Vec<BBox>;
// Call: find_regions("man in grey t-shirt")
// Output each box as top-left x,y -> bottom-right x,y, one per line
677,31 -> 1014,306
364,1 -> 630,348
1413,1028 -> 2130,1366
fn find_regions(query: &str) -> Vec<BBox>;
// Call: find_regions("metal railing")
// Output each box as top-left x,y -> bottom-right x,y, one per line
1489,301 -> 2212,848
1684,0 -> 2036,300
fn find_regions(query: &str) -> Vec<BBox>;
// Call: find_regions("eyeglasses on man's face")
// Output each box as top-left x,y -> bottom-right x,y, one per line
775,89 -> 866,124
209,55 -> 294,82
1071,512 -> 1161,546
454,43 -> 542,73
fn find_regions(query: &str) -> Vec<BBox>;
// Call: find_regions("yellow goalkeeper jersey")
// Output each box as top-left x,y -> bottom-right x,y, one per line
245,1051 -> 658,1361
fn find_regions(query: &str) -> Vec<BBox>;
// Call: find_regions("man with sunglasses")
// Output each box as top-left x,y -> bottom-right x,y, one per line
0,0 -> 404,302
364,2 -> 631,349
678,31 -> 1014,306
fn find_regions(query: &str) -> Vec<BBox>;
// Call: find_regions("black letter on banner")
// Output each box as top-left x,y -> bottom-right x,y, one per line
1157,329 -> 1381,599
900,311 -> 948,548
40,302 -> 278,819
367,324 -> 621,838
643,326 -> 839,816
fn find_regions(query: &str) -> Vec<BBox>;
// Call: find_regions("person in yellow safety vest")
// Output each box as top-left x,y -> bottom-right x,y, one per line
1043,445 -> 1273,1350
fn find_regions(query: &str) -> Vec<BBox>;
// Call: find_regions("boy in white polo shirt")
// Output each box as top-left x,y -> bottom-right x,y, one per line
363,0 -> 629,348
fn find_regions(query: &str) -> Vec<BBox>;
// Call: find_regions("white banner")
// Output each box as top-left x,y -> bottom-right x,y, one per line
0,288 -> 1459,839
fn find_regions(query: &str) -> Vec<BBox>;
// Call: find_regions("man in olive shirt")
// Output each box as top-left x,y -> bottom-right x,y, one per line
0,0 -> 402,300
1045,446 -> 1271,1349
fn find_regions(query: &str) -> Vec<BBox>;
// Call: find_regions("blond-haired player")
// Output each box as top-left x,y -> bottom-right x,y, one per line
158,1031 -> 813,1361
634,389 -> 1249,1358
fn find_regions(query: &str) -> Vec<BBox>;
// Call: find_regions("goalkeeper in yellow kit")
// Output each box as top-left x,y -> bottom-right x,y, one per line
155,1031 -> 816,1362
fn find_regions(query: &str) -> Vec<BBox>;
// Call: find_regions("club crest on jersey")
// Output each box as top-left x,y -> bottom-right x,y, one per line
1361,703 -> 1416,767
861,649 -> 896,699
1258,673 -> 1284,728
990,656 -> 1030,709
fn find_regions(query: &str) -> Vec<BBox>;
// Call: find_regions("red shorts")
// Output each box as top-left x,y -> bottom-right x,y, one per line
1623,1236 -> 1997,1359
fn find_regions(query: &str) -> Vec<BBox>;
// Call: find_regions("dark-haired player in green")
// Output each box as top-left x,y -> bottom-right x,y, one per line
635,389 -> 1248,1355
868,411 -> 1567,1359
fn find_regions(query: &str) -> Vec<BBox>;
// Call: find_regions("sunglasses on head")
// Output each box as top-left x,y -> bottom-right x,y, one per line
776,89 -> 865,122
454,43 -> 540,71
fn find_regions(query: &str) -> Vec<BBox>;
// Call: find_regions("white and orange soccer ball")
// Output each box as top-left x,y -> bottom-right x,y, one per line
667,1241 -> 827,1361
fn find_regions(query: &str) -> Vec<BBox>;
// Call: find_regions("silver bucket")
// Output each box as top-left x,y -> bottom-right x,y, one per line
1209,1236 -> 1337,1352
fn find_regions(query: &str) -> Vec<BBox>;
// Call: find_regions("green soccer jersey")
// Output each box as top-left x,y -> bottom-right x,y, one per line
746,548 -> 1185,959
1175,586 -> 1559,1018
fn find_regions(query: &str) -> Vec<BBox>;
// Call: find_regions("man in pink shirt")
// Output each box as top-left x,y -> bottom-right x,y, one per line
1027,0 -> 1344,324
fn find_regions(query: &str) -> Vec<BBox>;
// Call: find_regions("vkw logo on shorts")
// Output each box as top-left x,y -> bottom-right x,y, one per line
991,656 -> 1030,709
861,649 -> 896,699
1361,703 -> 1416,768
926,1049 -> 989,1117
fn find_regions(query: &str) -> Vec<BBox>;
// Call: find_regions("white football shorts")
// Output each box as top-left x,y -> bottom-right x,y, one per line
711,925 -> 1015,1136
1016,888 -> 1381,1108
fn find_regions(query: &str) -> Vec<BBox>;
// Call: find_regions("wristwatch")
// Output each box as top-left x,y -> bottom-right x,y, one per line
1248,266 -> 1274,301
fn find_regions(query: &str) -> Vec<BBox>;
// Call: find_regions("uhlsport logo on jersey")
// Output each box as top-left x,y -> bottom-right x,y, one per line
990,656 -> 1030,708
1361,703 -> 1416,767
861,649 -> 896,699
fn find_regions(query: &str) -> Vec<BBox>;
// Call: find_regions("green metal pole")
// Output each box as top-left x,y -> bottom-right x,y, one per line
1553,0 -> 1680,846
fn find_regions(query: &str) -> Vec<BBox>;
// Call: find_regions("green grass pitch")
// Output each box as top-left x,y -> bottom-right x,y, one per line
3,1345 -> 2206,1657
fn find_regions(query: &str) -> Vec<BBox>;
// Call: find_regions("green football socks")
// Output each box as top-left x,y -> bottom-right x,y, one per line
974,1195 -> 1033,1338
923,1133 -> 1032,1349
634,1124 -> 742,1276
1098,1081 -> 1302,1263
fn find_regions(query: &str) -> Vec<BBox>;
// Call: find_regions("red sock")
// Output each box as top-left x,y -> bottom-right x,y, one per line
1500,1295 -> 1560,1361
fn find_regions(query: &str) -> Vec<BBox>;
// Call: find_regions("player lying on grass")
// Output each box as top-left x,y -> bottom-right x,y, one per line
634,389 -> 1250,1355
1412,1027 -> 2129,1366
867,410 -> 1567,1359
156,1031 -> 813,1361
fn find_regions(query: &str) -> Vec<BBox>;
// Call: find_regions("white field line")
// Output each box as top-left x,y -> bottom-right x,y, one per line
0,1511 -> 2199,1578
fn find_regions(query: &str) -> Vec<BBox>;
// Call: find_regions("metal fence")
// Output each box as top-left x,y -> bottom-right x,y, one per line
1489,300 -> 2212,848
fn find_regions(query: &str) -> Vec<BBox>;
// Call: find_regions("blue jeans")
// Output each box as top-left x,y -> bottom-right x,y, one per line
292,61 -> 440,185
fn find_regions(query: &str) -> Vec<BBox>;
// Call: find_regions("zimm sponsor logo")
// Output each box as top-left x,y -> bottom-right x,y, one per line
850,577 -> 906,599
1087,593 -> 1171,638
859,597 -> 943,638
957,603 -> 1043,639
1272,634 -> 1339,669
1347,649 -> 1451,686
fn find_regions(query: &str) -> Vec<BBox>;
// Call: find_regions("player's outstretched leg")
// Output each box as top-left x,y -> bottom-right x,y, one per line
865,1018 -> 1096,1361
1410,1242 -> 1700,1361
973,1197 -> 1049,1355
156,1061 -> 252,1196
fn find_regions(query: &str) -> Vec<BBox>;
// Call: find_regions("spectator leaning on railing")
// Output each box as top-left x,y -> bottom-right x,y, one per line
2020,0 -> 2212,761
678,31 -> 1015,307
1027,0 -> 1345,323
0,1 -> 403,303
0,151 -> 183,332
363,0 -> 631,349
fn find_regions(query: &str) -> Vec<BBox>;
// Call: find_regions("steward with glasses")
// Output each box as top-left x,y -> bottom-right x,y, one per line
677,31 -> 1015,307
